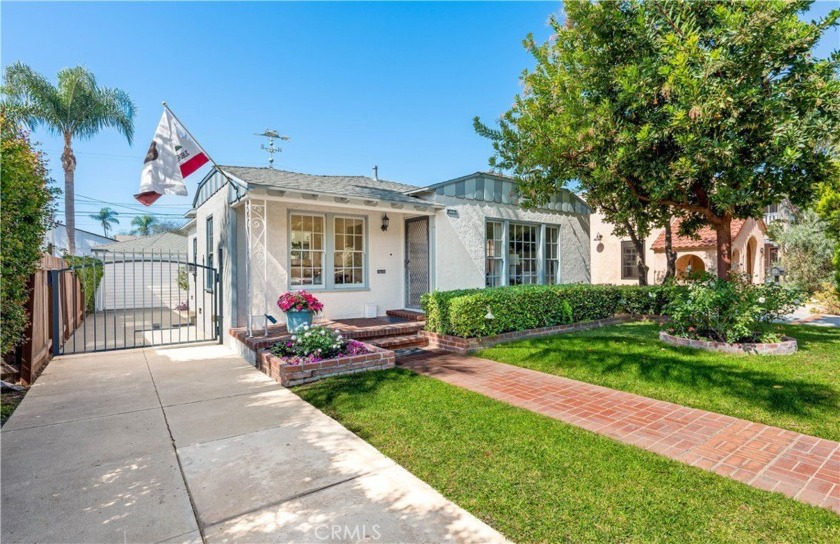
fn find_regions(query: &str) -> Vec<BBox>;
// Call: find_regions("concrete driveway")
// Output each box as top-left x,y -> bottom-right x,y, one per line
1,345 -> 504,544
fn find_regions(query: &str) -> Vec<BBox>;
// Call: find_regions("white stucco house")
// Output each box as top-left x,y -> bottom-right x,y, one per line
43,223 -> 115,256
591,213 -> 768,285
184,166 -> 591,346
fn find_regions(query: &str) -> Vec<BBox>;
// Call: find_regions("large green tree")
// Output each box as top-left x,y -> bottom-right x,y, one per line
90,207 -> 119,237
476,0 -> 840,279
0,112 -> 56,356
2,63 -> 135,255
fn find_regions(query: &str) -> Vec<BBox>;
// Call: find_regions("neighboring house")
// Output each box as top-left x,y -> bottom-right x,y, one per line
43,223 -> 115,256
591,214 -> 768,285
184,166 -> 591,346
91,232 -> 189,311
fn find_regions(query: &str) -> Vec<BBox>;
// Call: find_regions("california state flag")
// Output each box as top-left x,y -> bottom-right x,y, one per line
134,109 -> 210,206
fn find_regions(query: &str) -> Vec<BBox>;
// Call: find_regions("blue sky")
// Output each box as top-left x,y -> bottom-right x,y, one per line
3,1 -> 838,235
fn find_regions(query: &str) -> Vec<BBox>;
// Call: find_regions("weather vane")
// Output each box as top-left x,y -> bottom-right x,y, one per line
254,129 -> 290,168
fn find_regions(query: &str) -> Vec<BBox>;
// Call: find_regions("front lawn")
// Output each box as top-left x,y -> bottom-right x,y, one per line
296,369 -> 839,543
478,322 -> 840,440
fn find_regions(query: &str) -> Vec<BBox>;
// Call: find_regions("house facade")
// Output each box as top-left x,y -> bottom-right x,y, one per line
591,213 -> 768,285
185,166 -> 591,346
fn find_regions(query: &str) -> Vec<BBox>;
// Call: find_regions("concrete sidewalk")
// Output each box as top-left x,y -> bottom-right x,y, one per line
1,345 -> 505,544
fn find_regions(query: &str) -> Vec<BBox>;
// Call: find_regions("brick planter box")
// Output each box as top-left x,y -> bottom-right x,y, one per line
659,331 -> 798,355
421,315 -> 643,354
256,344 -> 395,387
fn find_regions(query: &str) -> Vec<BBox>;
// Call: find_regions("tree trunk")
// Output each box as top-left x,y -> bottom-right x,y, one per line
625,220 -> 649,286
714,215 -> 733,279
61,133 -> 77,256
663,220 -> 677,281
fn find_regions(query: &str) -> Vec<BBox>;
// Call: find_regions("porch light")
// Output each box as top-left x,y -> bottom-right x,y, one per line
381,214 -> 390,231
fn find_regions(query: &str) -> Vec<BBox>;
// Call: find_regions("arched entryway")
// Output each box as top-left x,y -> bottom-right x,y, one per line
746,237 -> 757,281
676,255 -> 705,278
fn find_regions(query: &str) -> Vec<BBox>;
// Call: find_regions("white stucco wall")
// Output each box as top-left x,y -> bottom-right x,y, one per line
235,197 -> 436,329
429,194 -> 591,290
590,212 -> 658,285
594,215 -> 768,284
192,183 -> 235,342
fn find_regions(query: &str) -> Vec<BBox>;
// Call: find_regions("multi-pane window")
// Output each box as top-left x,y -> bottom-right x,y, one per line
205,217 -> 214,291
508,223 -> 539,285
290,214 -> 324,287
485,221 -> 504,287
621,241 -> 639,280
334,217 -> 365,286
545,226 -> 560,285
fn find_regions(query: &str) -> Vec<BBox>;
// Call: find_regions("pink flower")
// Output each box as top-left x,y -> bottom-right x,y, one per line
688,326 -> 695,332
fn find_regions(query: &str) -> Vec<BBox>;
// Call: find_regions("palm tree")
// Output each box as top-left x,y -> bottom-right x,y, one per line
2,62 -> 135,255
90,207 -> 119,237
131,215 -> 157,236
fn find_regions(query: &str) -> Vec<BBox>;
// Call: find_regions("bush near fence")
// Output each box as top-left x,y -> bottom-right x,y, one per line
421,284 -> 677,338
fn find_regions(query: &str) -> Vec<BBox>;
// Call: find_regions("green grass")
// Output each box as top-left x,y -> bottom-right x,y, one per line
477,322 -> 840,441
1,389 -> 26,426
296,369 -> 839,543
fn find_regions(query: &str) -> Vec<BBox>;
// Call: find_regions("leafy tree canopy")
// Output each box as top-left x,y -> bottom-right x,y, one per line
476,0 -> 840,278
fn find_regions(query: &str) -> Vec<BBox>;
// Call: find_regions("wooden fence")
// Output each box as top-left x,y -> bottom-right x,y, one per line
15,255 -> 83,384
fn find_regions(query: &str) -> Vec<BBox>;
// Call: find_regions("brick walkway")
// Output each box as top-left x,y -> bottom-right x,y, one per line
398,350 -> 840,514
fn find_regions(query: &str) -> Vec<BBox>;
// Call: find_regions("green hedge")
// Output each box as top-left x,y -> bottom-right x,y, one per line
421,284 -> 677,338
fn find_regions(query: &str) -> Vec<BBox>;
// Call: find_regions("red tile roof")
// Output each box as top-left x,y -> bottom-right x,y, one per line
651,218 -> 749,251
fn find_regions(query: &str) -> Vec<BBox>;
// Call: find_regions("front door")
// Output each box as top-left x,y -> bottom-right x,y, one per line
405,217 -> 430,308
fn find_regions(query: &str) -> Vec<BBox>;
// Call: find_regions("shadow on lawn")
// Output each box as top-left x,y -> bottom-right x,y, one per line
491,325 -> 839,418
293,368 -> 419,415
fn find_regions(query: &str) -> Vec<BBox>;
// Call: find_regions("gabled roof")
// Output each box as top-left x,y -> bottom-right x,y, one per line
91,232 -> 188,254
651,218 -> 752,251
218,165 -> 430,207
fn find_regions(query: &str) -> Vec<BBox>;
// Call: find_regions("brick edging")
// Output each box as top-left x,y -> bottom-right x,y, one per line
659,331 -> 798,355
421,315 -> 659,354
255,344 -> 395,387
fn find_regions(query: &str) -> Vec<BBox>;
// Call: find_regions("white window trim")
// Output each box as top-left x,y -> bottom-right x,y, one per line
287,210 -> 369,291
485,218 -> 563,287
332,214 -> 368,290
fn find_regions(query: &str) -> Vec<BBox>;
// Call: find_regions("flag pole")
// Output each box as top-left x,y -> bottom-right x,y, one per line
161,101 -> 227,175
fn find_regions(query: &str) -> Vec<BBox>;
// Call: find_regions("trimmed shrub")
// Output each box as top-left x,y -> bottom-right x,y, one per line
666,273 -> 803,343
422,283 -> 677,338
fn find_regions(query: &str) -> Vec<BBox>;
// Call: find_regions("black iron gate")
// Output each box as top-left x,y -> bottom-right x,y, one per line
49,251 -> 221,355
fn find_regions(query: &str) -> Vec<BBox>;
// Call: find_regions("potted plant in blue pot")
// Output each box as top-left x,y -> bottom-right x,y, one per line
277,290 -> 324,332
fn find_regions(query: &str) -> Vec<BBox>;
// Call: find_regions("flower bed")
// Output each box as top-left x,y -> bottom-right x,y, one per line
258,343 -> 395,387
259,324 -> 395,386
659,330 -> 798,355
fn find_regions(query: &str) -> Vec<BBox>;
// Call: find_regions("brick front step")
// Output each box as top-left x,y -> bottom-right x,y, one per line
385,309 -> 426,322
368,333 -> 429,350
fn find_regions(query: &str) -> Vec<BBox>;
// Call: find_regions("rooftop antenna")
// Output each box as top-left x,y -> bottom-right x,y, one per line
254,129 -> 290,168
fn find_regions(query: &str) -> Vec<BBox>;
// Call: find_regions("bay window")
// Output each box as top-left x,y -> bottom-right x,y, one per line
545,226 -> 560,285
484,219 -> 562,287
485,221 -> 504,287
